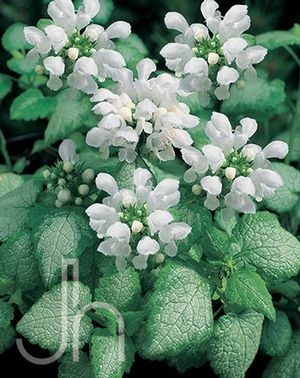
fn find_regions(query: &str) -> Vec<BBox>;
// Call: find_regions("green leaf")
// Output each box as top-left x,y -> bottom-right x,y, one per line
17,282 -> 93,352
91,328 -> 135,378
138,260 -> 213,359
0,74 -> 12,101
95,267 -> 141,313
0,302 -> 14,328
0,231 -> 41,292
221,78 -> 286,120
262,330 -> 300,378
260,310 -> 292,357
143,155 -> 187,182
232,211 -> 300,282
79,151 -> 122,177
10,88 -> 57,121
257,30 -> 300,50
269,279 -> 300,300
2,23 -> 31,52
0,173 -> 24,197
58,351 -> 93,378
202,225 -> 231,260
115,161 -> 136,190
225,267 -> 276,320
0,326 -> 16,354
115,33 -> 148,72
44,89 -> 95,146
264,163 -> 300,213
167,344 -> 207,373
7,56 -> 37,75
34,207 -> 94,289
0,179 -> 42,241
208,311 -> 264,378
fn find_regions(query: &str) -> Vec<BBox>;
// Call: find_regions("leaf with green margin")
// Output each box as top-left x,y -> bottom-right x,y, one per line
17,282 -> 93,352
2,23 -> 31,52
208,311 -> 264,378
10,88 -> 57,121
0,326 -> 16,354
95,267 -> 141,313
0,302 -> 14,328
7,56 -> 37,75
264,163 -> 300,213
44,89 -> 96,146
257,30 -> 300,50
91,329 -> 135,378
115,33 -> 148,72
260,310 -> 292,357
173,203 -> 212,252
115,161 -> 136,190
0,179 -> 42,241
225,267 -> 275,320
0,173 -> 24,197
0,74 -> 12,101
34,207 -> 95,289
138,260 -> 213,360
262,330 -> 300,378
58,351 -> 93,378
0,230 -> 41,292
232,211 -> 300,283
220,78 -> 286,120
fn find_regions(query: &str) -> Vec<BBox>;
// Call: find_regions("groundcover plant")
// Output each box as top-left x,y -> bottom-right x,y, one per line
0,0 -> 300,376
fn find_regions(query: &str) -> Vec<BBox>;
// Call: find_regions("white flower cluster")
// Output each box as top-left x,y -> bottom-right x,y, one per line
24,0 -> 130,93
86,58 -> 199,162
85,168 -> 191,270
182,112 -> 288,218
160,0 -> 267,105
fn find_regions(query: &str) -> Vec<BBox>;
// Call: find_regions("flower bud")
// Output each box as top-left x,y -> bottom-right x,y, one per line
122,194 -> 136,208
63,161 -> 74,173
85,28 -> 98,42
78,184 -> 90,196
243,148 -> 256,162
58,178 -> 66,186
119,106 -> 132,122
131,220 -> 144,234
43,169 -> 51,179
68,47 -> 79,61
225,167 -> 237,181
81,168 -> 95,183
55,199 -> 63,208
236,80 -> 246,90
194,29 -> 206,42
155,252 -> 165,264
75,197 -> 83,206
57,188 -> 71,203
208,52 -> 219,65
35,65 -> 44,75
192,184 -> 202,195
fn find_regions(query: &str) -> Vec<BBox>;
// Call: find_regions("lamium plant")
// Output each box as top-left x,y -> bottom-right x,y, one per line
0,0 -> 300,377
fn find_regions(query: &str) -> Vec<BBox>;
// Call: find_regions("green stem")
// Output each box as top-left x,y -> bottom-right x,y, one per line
284,46 -> 300,68
285,72 -> 300,164
0,130 -> 13,171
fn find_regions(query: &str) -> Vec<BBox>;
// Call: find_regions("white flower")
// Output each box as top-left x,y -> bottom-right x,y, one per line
67,56 -> 99,94
58,139 -> 78,161
224,176 -> 256,213
250,168 -> 283,201
43,56 -> 65,91
85,168 -> 191,270
160,0 -> 267,104
201,175 -> 222,211
181,146 -> 209,182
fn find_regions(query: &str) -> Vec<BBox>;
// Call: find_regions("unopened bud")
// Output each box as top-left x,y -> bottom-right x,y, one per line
131,220 -> 144,234
43,169 -> 51,179
192,184 -> 202,196
236,80 -> 246,90
35,64 -> 44,75
208,52 -> 219,65
81,168 -> 95,183
194,29 -> 205,42
225,167 -> 236,181
75,197 -> 83,206
55,199 -> 63,208
78,184 -> 89,196
68,47 -> 79,61
243,149 -> 256,162
85,28 -> 99,42
63,161 -> 74,173
58,178 -> 66,186
155,252 -> 165,264
122,194 -> 136,208
57,188 -> 71,203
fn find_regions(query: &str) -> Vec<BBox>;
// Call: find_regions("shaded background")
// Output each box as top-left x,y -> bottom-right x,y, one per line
0,0 -> 299,376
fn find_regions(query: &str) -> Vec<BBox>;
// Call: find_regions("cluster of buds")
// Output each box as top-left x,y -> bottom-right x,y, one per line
42,140 -> 95,208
